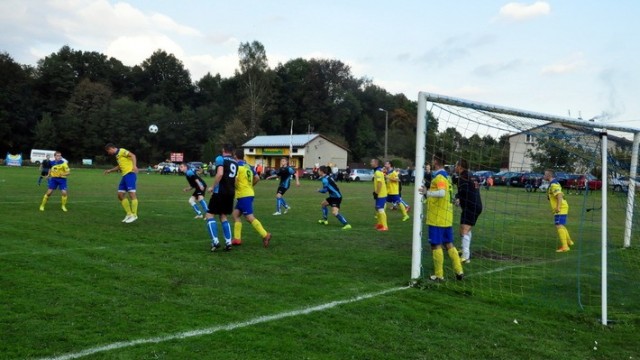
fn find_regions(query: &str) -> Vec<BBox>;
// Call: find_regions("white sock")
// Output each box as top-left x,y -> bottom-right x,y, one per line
462,232 -> 471,260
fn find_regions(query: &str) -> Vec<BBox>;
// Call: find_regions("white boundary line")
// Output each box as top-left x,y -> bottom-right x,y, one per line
36,248 -> 604,359
38,286 -> 409,360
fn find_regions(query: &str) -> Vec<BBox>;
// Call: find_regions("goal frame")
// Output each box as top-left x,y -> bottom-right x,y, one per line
411,92 -> 640,326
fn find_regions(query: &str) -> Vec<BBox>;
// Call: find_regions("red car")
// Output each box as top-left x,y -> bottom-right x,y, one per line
565,174 -> 602,191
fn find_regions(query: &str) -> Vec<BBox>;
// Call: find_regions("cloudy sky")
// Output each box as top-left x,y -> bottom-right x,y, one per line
1,0 -> 639,130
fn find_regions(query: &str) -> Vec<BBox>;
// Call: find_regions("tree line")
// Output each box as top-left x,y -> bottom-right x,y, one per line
0,41 -> 506,169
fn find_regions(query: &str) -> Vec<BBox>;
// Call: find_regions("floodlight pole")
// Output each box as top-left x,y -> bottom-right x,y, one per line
378,108 -> 388,160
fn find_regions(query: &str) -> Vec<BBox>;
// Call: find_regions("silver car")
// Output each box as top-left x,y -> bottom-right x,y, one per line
349,168 -> 374,181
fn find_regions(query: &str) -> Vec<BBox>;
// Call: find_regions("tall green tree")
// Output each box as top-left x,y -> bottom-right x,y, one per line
135,50 -> 195,111
237,41 -> 271,137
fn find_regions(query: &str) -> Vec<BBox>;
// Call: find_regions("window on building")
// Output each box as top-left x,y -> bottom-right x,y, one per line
525,134 -> 535,143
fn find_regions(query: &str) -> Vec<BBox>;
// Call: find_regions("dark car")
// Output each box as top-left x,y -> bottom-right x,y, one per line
399,169 -> 415,185
505,172 -> 525,186
493,171 -> 519,186
521,172 -> 544,191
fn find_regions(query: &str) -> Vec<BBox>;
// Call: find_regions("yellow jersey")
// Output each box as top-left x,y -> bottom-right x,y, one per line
49,160 -> 70,178
386,169 -> 401,195
235,162 -> 256,198
373,167 -> 387,198
115,148 -> 134,175
547,180 -> 569,214
426,170 -> 453,227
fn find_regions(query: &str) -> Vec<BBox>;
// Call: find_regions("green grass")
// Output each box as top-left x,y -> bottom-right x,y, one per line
0,166 -> 638,359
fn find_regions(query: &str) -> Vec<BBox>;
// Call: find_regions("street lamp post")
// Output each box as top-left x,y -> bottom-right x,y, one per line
378,108 -> 388,160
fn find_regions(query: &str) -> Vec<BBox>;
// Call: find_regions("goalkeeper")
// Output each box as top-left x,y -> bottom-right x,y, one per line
543,169 -> 574,252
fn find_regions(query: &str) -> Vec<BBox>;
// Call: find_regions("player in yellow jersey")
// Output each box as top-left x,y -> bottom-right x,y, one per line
231,150 -> 272,247
420,152 -> 464,281
39,151 -> 70,212
544,169 -> 574,252
104,143 -> 139,223
371,158 -> 388,231
384,161 -> 410,222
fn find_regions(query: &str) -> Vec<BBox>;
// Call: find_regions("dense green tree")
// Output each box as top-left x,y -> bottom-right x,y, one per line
0,52 -> 37,153
134,50 -> 195,111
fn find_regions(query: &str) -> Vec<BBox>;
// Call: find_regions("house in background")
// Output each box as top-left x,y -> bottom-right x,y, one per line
508,122 -> 631,172
241,134 -> 349,170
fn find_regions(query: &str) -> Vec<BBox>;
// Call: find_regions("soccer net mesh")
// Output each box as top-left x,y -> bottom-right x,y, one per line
411,92 -> 640,324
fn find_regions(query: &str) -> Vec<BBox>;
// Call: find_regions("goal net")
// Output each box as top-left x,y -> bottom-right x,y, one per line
411,92 -> 640,325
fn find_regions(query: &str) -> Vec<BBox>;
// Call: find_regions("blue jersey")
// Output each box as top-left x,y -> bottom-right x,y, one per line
319,175 -> 342,198
276,166 -> 295,189
213,155 -> 237,195
185,169 -> 206,190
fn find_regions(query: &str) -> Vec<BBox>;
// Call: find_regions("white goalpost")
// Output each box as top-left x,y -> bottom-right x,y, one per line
412,92 -> 640,326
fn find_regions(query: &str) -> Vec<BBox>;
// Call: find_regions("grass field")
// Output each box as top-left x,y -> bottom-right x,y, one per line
1,165 -> 639,359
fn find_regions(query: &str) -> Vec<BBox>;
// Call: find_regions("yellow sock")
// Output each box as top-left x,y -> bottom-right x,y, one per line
121,198 -> 132,215
432,248 -> 444,278
40,194 -> 49,207
379,211 -> 388,228
448,247 -> 463,275
61,195 -> 67,206
563,227 -> 574,246
399,203 -> 408,217
130,199 -> 138,216
251,219 -> 268,238
557,227 -> 568,248
234,221 -> 242,240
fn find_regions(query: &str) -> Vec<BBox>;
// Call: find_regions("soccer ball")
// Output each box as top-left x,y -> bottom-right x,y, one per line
148,124 -> 159,133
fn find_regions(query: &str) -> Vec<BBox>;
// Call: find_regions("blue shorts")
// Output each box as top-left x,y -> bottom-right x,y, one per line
48,177 -> 68,191
235,196 -> 255,215
386,194 -> 401,203
118,172 -> 137,193
428,226 -> 454,246
375,197 -> 387,210
554,214 -> 568,225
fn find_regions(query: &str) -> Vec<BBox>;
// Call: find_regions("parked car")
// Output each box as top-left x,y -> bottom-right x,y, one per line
301,168 -> 317,180
521,172 -> 544,191
156,162 -> 178,174
349,168 -> 374,181
611,176 -> 630,192
505,172 -> 525,186
399,169 -> 415,184
493,171 -> 520,186
565,174 -> 603,191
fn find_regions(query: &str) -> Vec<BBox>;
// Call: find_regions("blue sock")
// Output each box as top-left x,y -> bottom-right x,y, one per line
200,199 -> 209,212
322,206 -> 328,219
222,221 -> 231,244
206,218 -> 219,245
281,198 -> 289,208
192,204 -> 202,215
336,213 -> 348,225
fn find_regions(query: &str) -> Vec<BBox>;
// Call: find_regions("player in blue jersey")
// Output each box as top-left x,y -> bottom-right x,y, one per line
206,144 -> 238,252
316,166 -> 351,230
39,151 -> 70,212
266,157 -> 300,215
179,163 -> 208,219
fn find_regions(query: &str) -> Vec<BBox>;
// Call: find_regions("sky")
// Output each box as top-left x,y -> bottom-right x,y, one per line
1,0 -> 640,131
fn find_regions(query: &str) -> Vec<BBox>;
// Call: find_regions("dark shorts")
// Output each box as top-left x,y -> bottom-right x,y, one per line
40,170 -> 49,176
192,188 -> 206,198
277,186 -> 289,195
208,193 -> 234,215
326,197 -> 342,208
460,207 -> 482,226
